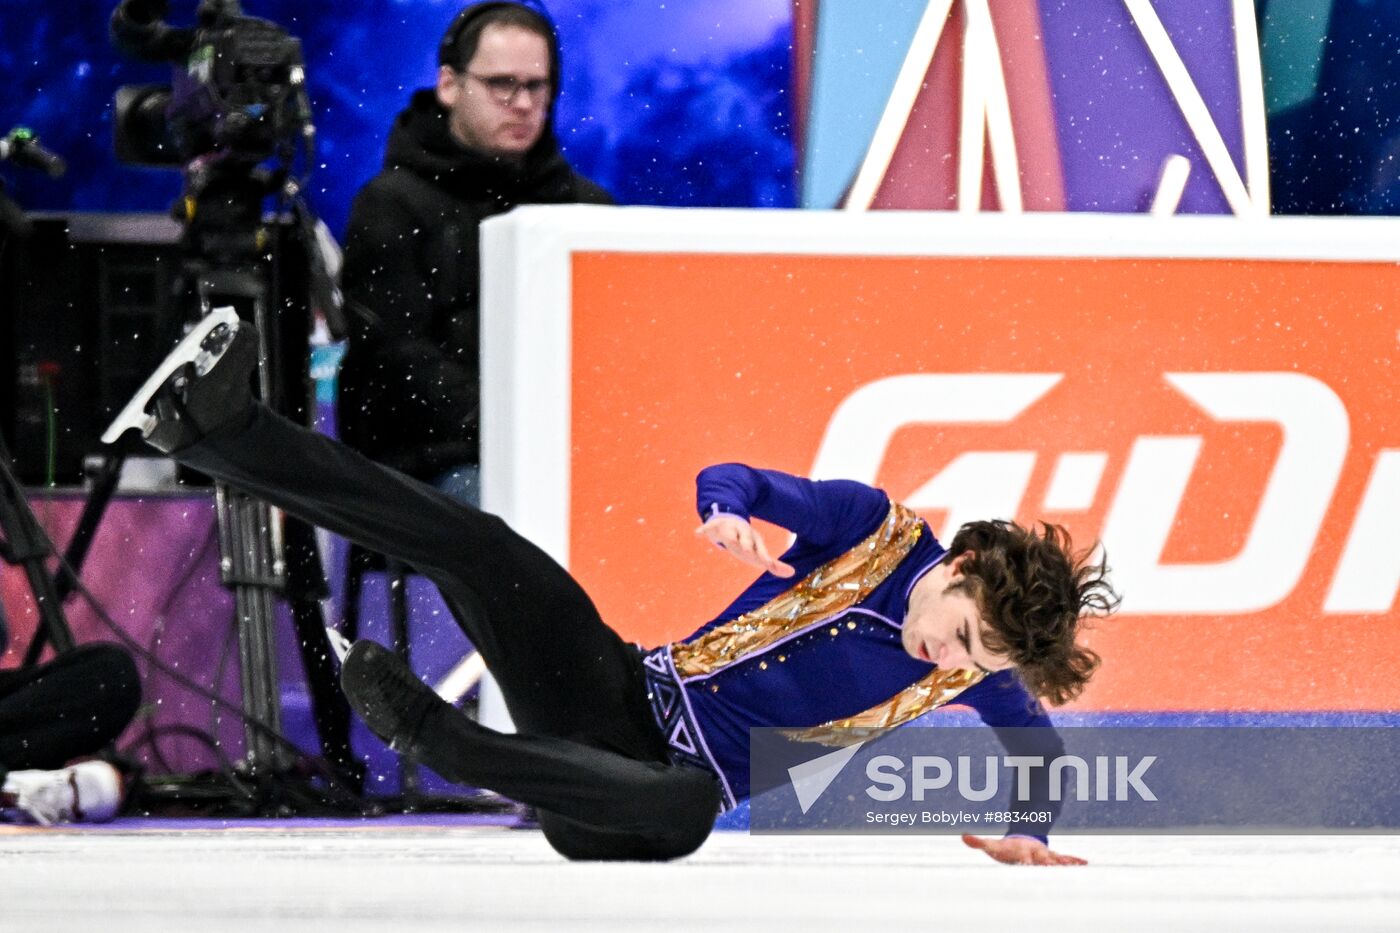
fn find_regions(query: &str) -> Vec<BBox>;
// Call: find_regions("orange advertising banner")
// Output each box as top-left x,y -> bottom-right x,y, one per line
565,251 -> 1398,713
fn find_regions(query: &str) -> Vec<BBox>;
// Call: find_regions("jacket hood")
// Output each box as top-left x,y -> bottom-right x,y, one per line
382,88 -> 578,202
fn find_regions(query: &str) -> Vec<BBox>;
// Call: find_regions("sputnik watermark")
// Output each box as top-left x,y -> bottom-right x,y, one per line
787,745 -> 1156,814
865,754 -> 1158,803
753,726 -> 1400,834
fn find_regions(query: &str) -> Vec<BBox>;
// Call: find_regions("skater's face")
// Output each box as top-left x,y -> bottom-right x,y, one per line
437,23 -> 552,159
902,554 -> 1015,674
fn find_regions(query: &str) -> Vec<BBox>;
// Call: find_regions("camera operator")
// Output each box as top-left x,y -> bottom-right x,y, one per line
338,1 -> 612,503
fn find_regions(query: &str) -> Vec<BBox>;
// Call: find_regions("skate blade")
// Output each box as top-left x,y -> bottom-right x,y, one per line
100,307 -> 241,445
324,626 -> 352,663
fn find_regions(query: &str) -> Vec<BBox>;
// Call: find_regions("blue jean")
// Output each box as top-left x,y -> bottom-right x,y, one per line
432,464 -> 480,507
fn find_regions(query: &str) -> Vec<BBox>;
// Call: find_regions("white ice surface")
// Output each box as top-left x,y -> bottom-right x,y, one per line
2,828 -> 1397,932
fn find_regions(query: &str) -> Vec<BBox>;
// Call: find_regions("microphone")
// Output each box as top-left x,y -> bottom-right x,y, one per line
0,128 -> 66,179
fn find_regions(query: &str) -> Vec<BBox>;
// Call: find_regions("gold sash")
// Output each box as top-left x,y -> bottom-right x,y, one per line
783,667 -> 986,747
670,502 -> 925,680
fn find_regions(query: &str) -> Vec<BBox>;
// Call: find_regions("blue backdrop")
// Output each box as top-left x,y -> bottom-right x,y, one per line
0,0 -> 796,238
1,2 -> 1393,234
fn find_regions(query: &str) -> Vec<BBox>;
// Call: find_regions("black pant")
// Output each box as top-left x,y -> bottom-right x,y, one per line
177,405 -> 720,860
0,644 -> 141,779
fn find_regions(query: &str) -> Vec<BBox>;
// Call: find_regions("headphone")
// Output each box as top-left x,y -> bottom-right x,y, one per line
437,0 -> 559,69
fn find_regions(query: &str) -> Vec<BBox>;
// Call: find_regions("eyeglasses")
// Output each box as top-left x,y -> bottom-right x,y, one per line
465,72 -> 552,106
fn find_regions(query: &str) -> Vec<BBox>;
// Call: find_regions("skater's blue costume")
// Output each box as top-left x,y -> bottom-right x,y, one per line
640,464 -> 1059,840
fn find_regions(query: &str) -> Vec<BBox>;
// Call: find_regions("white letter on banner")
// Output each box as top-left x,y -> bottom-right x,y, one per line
866,755 -> 907,801
1050,756 -> 1091,802
1325,450 -> 1400,613
905,452 -> 1037,545
1102,373 -> 1349,614
1004,756 -> 1045,803
810,372 -> 1061,481
1116,756 -> 1158,802
958,756 -> 999,802
911,756 -> 952,801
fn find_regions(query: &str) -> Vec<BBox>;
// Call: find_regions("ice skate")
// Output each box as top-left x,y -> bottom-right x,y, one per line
0,761 -> 123,826
340,640 -> 445,756
100,306 -> 257,454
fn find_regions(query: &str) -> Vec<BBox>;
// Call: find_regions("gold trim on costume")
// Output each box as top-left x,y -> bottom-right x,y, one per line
670,503 -> 924,680
783,667 -> 986,747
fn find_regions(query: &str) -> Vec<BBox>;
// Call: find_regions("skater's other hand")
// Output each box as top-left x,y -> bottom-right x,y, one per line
960,833 -> 1087,866
695,514 -> 795,578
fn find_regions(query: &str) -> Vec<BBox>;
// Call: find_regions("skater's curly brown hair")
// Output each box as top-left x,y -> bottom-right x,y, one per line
945,520 -> 1119,706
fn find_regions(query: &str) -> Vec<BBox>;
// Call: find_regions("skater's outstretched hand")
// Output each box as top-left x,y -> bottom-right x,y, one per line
695,514 -> 795,578
961,833 -> 1087,866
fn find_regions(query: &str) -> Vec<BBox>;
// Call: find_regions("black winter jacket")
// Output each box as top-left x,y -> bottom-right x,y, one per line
338,89 -> 611,479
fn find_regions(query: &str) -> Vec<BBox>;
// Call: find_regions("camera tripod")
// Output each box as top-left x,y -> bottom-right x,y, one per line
161,165 -> 364,801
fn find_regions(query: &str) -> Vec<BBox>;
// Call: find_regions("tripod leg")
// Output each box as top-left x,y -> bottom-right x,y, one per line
0,441 -> 77,661
216,485 -> 286,776
53,451 -> 125,602
23,451 -> 125,669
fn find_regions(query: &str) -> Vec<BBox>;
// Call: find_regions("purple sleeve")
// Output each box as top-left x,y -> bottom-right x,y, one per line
960,672 -> 1062,846
695,463 -> 890,549
960,672 -> 1053,729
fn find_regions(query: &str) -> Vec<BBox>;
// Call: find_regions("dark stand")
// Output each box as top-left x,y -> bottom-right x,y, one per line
172,166 -> 362,801
0,430 -> 77,661
19,451 -> 125,669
